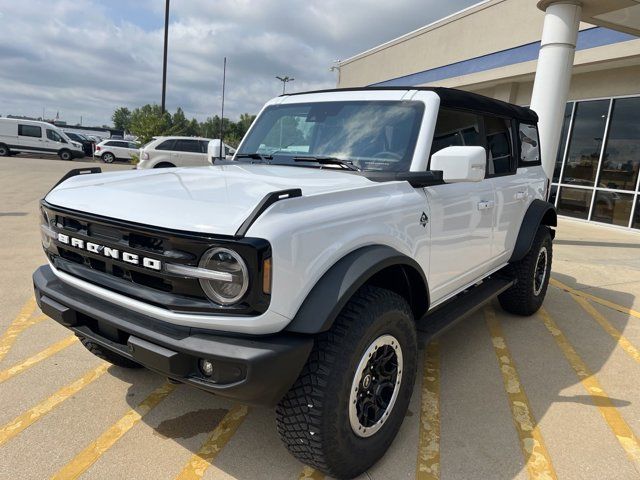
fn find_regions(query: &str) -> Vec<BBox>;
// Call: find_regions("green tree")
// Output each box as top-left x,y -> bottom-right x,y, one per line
112,107 -> 132,131
129,104 -> 171,144
168,107 -> 189,136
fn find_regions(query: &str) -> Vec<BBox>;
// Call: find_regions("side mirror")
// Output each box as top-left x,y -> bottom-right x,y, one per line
430,146 -> 486,183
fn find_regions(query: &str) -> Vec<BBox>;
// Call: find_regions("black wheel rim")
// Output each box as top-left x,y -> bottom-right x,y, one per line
533,246 -> 548,296
349,334 -> 403,437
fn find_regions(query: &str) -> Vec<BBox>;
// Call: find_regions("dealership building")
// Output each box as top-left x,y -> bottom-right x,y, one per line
336,0 -> 640,231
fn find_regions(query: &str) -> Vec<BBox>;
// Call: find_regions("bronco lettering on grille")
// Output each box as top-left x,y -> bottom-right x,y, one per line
57,233 -> 162,270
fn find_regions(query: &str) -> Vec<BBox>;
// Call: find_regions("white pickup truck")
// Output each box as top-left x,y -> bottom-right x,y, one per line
33,87 -> 556,479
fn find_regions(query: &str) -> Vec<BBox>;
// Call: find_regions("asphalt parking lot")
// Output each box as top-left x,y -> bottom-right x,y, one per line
1,155 -> 640,480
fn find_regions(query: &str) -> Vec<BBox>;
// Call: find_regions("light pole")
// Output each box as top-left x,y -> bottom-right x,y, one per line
275,76 -> 294,95
161,0 -> 170,114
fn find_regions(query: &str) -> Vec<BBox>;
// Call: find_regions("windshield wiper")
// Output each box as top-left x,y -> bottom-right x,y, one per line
293,156 -> 360,171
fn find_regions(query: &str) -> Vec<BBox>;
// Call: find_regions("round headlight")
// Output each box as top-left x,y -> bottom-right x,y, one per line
198,247 -> 249,305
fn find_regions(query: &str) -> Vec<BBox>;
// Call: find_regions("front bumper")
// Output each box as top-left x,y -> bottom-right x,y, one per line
33,265 -> 313,406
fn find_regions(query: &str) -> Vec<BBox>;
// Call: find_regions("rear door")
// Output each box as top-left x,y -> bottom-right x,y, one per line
173,139 -> 207,166
425,109 -> 495,303
484,115 -> 530,265
17,124 -> 44,153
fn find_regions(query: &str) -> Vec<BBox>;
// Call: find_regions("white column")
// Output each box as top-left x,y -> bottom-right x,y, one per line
530,1 -> 582,180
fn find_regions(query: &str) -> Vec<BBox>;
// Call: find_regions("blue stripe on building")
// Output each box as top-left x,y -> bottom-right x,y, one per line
372,27 -> 636,87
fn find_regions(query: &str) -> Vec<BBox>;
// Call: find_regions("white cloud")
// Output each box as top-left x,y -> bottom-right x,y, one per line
0,0 -> 477,126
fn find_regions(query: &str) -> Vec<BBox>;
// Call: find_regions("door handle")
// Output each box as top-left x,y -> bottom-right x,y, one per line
515,191 -> 528,201
477,200 -> 495,210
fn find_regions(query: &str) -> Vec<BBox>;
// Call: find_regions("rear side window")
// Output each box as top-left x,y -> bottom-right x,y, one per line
518,123 -> 540,166
104,141 -> 117,146
155,139 -> 176,150
430,109 -> 482,157
18,124 -> 42,138
175,139 -> 204,153
484,116 -> 514,176
128,142 -> 138,149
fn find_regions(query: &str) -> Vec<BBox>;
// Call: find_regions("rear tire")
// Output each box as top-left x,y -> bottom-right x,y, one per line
59,149 -> 72,161
102,152 -> 115,163
0,144 -> 9,156
78,335 -> 142,369
276,286 -> 417,479
154,162 -> 175,168
499,225 -> 553,316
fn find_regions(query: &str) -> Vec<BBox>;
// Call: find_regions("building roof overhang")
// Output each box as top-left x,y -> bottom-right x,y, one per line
538,0 -> 640,36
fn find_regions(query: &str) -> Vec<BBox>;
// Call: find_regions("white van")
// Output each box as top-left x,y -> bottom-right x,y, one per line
0,118 -> 85,160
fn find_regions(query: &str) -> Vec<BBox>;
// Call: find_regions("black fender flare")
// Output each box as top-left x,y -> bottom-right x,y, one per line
509,199 -> 557,263
285,245 -> 429,335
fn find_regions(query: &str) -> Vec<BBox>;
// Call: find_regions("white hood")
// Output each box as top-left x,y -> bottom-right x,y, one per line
45,164 -> 374,235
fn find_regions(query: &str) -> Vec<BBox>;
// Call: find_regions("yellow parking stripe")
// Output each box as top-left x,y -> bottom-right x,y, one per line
175,404 -> 249,480
485,306 -> 557,480
0,335 -> 77,384
298,465 -> 325,479
540,307 -> 640,469
551,278 -> 640,320
0,363 -> 108,447
51,381 -> 176,480
0,297 -> 40,362
416,340 -> 441,480
571,294 -> 640,364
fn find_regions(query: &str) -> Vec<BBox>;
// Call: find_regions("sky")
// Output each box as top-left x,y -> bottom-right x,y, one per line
0,0 -> 478,127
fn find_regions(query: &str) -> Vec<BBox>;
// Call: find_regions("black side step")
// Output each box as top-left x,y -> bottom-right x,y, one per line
417,275 -> 515,338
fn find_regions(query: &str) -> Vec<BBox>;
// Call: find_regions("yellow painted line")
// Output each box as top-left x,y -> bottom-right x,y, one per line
0,363 -> 108,447
298,465 -> 325,479
550,278 -> 640,320
51,381 -> 176,480
485,306 -> 557,480
0,296 -> 39,362
0,335 -> 78,384
175,404 -> 249,480
571,294 -> 640,364
540,307 -> 640,469
416,340 -> 441,480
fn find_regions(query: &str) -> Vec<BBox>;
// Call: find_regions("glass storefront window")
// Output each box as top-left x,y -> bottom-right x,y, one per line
561,100 -> 609,187
553,103 -> 573,183
598,97 -> 640,191
557,187 -> 593,219
591,190 -> 633,226
633,197 -> 640,230
549,184 -> 558,205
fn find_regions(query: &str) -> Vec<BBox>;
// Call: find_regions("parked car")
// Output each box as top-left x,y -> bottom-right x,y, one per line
0,118 -> 84,160
33,87 -> 556,479
64,131 -> 95,156
94,139 -> 139,163
137,136 -> 213,169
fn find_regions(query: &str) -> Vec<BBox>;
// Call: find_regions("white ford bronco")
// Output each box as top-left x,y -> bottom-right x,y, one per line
33,87 -> 556,479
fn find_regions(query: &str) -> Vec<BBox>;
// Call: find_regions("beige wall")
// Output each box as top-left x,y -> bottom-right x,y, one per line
336,0 -> 640,105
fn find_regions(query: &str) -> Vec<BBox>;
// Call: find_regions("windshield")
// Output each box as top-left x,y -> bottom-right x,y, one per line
237,101 -> 424,172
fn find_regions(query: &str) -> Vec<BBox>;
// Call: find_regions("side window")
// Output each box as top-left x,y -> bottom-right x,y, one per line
128,142 -> 138,149
430,109 -> 482,158
18,124 -> 42,138
104,141 -> 117,147
46,129 -> 64,142
199,140 -> 210,153
155,139 -> 175,151
175,139 -> 202,153
484,116 -> 514,176
518,123 -> 540,166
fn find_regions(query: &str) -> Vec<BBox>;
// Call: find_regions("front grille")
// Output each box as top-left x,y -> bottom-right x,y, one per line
41,203 -> 271,315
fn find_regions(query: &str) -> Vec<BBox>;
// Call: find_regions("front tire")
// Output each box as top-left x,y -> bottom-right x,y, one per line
499,225 -> 553,316
0,144 -> 10,156
276,286 -> 417,479
78,335 -> 142,369
59,149 -> 72,161
102,152 -> 115,163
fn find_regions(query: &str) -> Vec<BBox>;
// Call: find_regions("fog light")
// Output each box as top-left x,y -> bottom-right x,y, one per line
199,359 -> 214,377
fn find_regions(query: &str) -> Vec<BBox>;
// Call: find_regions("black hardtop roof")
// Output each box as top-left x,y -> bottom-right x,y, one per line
283,86 -> 538,124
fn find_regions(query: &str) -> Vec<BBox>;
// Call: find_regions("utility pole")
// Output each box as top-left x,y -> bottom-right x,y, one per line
161,0 -> 170,114
219,57 -> 227,159
275,76 -> 294,95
